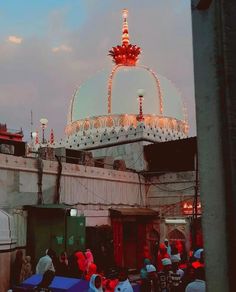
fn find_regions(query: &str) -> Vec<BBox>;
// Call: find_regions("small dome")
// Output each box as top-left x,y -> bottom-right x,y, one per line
68,67 -> 185,124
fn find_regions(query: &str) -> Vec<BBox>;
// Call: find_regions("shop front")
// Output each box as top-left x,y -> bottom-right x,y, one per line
110,208 -> 159,270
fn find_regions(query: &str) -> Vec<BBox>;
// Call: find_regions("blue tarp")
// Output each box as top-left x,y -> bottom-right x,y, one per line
22,274 -> 140,292
22,275 -> 89,292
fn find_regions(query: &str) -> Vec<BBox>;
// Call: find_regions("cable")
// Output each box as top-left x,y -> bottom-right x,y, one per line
126,150 -> 144,169
147,180 -> 195,192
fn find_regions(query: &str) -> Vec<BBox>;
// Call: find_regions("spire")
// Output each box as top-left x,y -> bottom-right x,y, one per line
122,9 -> 129,46
108,9 -> 141,66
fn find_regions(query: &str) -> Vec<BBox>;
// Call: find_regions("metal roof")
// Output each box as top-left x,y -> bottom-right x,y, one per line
109,207 -> 159,217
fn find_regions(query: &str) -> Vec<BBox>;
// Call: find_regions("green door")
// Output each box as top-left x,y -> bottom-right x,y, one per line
66,216 -> 86,255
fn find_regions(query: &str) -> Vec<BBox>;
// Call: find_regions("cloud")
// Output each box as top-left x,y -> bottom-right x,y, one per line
7,35 -> 23,44
52,44 -> 72,53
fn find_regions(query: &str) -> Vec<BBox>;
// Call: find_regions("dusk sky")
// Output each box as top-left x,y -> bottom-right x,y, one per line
0,0 -> 195,141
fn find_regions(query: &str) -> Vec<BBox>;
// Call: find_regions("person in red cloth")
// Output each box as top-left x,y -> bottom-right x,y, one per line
192,249 -> 204,269
75,251 -> 86,278
85,249 -> 94,272
85,263 -> 98,281
143,245 -> 151,260
157,243 -> 170,271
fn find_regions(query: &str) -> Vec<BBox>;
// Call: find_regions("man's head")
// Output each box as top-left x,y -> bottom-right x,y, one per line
46,248 -> 55,259
162,258 -> 172,271
164,239 -> 169,246
171,254 -> 180,271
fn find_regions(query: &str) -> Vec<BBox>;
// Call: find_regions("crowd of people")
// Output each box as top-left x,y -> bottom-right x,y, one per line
139,239 -> 205,292
11,248 -> 134,292
11,240 -> 205,292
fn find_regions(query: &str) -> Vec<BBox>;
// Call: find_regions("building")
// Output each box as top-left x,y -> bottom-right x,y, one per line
0,9 -> 198,291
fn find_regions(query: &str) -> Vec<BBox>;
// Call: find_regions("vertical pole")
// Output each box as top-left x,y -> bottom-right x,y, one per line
42,126 -> 45,144
191,0 -> 236,291
30,110 -> 33,141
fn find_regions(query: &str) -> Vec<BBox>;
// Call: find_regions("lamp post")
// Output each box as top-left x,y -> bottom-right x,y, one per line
136,89 -> 145,122
39,118 -> 48,144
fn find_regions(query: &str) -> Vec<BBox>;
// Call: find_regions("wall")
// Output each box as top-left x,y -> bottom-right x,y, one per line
0,153 -> 146,211
91,141 -> 149,171
0,251 -> 12,291
146,171 -> 196,250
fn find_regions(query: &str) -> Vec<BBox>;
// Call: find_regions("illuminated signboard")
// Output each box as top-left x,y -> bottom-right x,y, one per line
182,201 -> 202,215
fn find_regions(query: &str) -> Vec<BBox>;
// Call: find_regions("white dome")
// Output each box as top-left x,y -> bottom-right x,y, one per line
69,66 -> 185,123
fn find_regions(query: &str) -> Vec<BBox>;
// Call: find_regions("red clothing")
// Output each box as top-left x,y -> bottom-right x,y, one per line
75,251 -> 86,272
103,278 -> 119,292
192,261 -> 204,269
85,263 -> 97,281
157,244 -> 170,271
143,245 -> 151,260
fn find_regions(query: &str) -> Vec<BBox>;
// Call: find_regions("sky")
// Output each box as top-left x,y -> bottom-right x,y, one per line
0,0 -> 195,142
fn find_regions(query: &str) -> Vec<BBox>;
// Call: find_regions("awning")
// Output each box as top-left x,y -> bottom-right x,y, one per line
109,208 -> 159,217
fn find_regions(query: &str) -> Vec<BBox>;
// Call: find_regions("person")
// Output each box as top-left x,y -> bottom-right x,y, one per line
157,244 -> 170,271
56,251 -> 69,277
114,268 -> 133,292
12,250 -> 24,286
192,250 -> 204,269
185,267 -> 206,292
75,251 -> 86,278
33,270 -> 55,292
164,239 -> 171,257
182,264 -> 196,290
36,249 -> 55,275
85,249 -> 94,272
157,258 -> 172,292
146,262 -> 158,292
140,259 -> 150,292
85,263 -> 98,281
169,255 -> 184,292
88,274 -> 103,292
103,277 -> 119,292
143,245 -> 151,261
20,255 -> 33,282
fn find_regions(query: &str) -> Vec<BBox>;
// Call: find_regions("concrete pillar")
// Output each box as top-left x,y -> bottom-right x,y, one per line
191,0 -> 236,291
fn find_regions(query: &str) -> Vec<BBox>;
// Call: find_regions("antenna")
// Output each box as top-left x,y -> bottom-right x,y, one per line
30,110 -> 33,140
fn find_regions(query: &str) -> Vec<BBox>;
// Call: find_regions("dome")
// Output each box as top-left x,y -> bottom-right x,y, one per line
68,66 -> 185,124
59,8 -> 189,157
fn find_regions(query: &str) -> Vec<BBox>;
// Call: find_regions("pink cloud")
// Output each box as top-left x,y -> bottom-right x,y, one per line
7,35 -> 23,44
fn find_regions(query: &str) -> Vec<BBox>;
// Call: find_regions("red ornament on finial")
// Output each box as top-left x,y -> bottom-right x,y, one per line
108,9 -> 141,66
